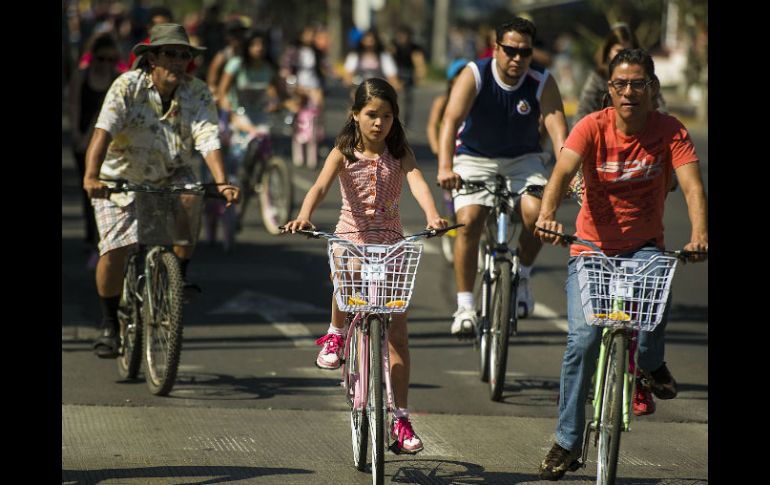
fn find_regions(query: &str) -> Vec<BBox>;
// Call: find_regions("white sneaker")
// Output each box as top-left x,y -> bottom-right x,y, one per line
315,333 -> 344,369
451,307 -> 477,336
517,277 -> 534,318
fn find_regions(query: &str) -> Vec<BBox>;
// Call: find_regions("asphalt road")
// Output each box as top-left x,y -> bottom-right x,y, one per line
62,80 -> 708,485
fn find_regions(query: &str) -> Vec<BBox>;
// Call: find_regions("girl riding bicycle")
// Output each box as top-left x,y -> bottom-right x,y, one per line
284,77 -> 446,454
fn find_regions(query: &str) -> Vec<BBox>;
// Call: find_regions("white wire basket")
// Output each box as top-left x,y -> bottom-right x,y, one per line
327,238 -> 423,313
575,252 -> 679,331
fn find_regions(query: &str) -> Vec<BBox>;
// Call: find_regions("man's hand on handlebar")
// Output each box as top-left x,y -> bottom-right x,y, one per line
83,176 -> 110,199
534,219 -> 568,246
437,169 -> 463,191
426,216 -> 449,231
682,239 -> 708,263
218,184 -> 240,207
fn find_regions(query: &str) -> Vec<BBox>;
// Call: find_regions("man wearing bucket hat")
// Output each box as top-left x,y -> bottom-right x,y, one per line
82,23 -> 239,358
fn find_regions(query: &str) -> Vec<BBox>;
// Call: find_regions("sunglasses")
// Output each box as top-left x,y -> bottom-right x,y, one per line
158,49 -> 192,61
497,43 -> 533,58
609,79 -> 653,92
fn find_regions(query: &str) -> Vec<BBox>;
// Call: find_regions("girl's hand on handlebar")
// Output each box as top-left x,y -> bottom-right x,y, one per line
282,218 -> 315,234
534,219 -> 567,246
426,216 -> 449,230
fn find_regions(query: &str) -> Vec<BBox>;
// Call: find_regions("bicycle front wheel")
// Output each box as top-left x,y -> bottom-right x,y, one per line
597,332 -> 626,484
477,263 -> 490,382
489,259 -> 512,401
259,156 -> 294,235
117,255 -> 143,379
143,250 -> 184,396
347,322 -> 369,471
368,317 -> 385,485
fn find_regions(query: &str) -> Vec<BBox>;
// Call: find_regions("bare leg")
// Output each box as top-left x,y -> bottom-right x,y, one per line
453,205 -> 489,292
516,194 -> 543,266
95,246 -> 133,297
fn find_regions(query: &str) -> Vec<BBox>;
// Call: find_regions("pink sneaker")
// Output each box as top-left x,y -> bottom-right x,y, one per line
315,333 -> 344,369
390,416 -> 424,454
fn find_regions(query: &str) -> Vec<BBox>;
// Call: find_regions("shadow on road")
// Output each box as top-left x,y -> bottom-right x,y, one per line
61,465 -> 313,485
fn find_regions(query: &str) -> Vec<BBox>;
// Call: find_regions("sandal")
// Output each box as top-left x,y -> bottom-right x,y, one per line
93,330 -> 119,358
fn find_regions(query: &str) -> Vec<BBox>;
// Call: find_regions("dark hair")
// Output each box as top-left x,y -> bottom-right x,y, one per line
241,29 -> 277,70
596,23 -> 639,77
336,78 -> 409,163
86,32 -> 119,56
608,48 -> 658,84
496,17 -> 536,44
148,6 -> 173,24
356,29 -> 385,55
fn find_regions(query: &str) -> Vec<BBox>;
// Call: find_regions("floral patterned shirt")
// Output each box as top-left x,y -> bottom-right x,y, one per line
95,69 -> 220,205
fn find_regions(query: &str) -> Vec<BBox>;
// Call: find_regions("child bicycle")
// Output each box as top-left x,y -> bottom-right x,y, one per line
537,226 -> 706,485
108,179 -> 225,396
283,224 -> 461,485
453,175 -> 543,401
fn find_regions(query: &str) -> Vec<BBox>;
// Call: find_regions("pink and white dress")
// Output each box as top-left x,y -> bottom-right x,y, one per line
335,148 -> 403,244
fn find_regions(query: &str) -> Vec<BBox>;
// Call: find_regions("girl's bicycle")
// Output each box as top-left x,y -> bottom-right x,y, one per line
456,176 -> 541,401
537,227 -> 706,484
109,179 -> 223,395
284,224 -> 461,485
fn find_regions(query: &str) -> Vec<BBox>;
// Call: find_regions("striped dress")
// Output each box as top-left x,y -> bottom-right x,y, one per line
335,148 -> 404,244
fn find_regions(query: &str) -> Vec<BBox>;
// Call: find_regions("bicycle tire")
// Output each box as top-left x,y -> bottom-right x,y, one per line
143,250 -> 184,396
368,316 -> 385,485
597,332 -> 625,484
348,322 -> 369,471
117,255 -> 143,379
489,258 -> 512,401
259,156 -> 294,235
477,256 -> 490,382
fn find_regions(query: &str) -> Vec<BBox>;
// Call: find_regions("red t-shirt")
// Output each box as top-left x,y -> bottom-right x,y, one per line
565,108 -> 699,256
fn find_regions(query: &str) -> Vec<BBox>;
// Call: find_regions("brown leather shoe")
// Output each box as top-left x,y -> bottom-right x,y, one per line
644,362 -> 678,400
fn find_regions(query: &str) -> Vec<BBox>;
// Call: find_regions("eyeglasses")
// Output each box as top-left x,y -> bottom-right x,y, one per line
158,49 -> 192,61
497,43 -> 533,58
609,79 -> 653,92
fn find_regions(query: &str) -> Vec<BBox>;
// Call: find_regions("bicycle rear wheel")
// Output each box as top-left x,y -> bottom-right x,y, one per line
143,250 -> 184,396
368,317 -> 385,485
597,332 -> 626,484
259,156 -> 294,235
117,255 -> 143,379
347,321 -> 369,471
489,259 -> 512,401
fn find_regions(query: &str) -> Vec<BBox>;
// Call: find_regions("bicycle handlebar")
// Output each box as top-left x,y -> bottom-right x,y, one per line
280,223 -> 465,241
101,179 -> 230,200
534,226 -> 708,262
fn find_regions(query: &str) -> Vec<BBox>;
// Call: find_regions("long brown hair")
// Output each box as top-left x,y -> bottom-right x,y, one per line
335,78 -> 409,163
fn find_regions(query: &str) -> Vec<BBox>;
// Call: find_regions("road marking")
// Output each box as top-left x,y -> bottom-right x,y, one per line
210,290 -> 325,347
532,303 -> 569,332
293,173 -> 313,192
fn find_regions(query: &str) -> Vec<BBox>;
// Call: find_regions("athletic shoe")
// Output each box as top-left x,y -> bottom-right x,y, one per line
517,277 -> 534,318
539,443 -> 582,481
450,307 -> 477,336
390,416 -> 424,454
315,333 -> 344,370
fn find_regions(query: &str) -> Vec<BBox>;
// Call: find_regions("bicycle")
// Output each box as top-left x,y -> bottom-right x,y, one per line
231,117 -> 294,237
283,224 -> 461,485
109,179 -> 224,396
454,176 -> 542,401
537,226 -> 706,484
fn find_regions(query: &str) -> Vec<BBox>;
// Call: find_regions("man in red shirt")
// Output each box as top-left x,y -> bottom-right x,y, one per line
535,48 -> 708,480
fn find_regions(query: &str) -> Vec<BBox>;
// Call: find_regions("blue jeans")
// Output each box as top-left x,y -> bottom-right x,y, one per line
555,246 -> 671,452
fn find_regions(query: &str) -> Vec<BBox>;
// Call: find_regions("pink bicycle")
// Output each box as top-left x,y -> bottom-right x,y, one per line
285,224 -> 460,484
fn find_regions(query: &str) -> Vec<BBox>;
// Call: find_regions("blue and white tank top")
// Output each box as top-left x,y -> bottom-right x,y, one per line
455,57 -> 549,159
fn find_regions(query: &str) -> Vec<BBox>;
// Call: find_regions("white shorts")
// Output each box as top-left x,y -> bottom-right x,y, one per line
451,152 -> 549,212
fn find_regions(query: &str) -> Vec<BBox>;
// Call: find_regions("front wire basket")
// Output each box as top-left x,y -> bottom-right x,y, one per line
134,189 -> 204,246
575,252 -> 679,331
327,238 -> 423,313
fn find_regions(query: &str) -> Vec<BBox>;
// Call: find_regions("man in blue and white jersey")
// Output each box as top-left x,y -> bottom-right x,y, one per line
437,17 -> 568,336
